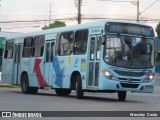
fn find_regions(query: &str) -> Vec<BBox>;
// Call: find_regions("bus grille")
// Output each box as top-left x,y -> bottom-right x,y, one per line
118,78 -> 141,83
114,70 -> 145,77
120,83 -> 139,88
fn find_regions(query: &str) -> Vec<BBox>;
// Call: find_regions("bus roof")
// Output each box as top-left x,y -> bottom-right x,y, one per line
7,20 -> 152,40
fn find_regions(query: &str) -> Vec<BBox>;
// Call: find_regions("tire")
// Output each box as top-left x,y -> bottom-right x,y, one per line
76,75 -> 84,99
55,88 -> 71,96
118,91 -> 127,101
30,87 -> 38,94
21,74 -> 38,94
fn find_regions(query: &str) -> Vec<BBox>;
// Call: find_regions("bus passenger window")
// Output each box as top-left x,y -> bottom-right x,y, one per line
50,42 -> 55,62
22,37 -> 33,58
46,43 -> 50,62
59,32 -> 74,56
33,36 -> 45,57
4,40 -> 14,59
74,29 -> 88,55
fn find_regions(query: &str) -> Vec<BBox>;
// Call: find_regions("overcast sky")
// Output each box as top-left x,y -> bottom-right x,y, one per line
0,0 -> 160,35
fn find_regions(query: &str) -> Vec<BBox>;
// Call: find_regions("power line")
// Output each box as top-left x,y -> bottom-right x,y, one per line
140,0 -> 160,15
2,25 -> 40,29
98,0 -> 136,2
0,17 -> 158,24
0,18 -> 77,23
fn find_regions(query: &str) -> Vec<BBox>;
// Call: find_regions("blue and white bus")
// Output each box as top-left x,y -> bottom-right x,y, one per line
2,20 -> 156,101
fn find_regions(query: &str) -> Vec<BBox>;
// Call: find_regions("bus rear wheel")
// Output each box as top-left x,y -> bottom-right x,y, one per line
118,91 -> 127,101
21,74 -> 38,94
55,88 -> 71,96
76,75 -> 84,99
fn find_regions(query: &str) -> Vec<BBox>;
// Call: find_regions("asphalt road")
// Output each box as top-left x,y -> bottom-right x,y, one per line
0,87 -> 160,120
0,77 -> 160,120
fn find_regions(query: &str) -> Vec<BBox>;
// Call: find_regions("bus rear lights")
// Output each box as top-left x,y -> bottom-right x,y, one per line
145,86 -> 153,89
102,69 -> 115,80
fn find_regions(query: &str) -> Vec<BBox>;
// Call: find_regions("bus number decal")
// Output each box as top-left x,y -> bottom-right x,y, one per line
53,57 -> 64,87
34,58 -> 48,87
110,65 -> 120,70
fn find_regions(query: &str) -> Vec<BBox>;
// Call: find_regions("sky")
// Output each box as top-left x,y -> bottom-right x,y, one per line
0,0 -> 160,36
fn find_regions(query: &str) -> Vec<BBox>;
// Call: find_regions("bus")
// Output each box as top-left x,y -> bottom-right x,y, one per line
2,20 -> 156,101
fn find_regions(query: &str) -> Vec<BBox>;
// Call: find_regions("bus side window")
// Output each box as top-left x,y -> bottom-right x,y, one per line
73,29 -> 88,55
4,40 -> 14,59
22,37 -> 33,58
59,32 -> 74,56
32,36 -> 45,57
51,42 -> 55,61
46,43 -> 50,62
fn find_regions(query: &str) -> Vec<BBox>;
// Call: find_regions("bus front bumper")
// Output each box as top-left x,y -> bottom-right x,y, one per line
99,77 -> 154,93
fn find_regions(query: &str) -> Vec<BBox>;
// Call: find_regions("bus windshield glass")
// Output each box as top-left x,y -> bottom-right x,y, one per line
105,22 -> 154,37
104,35 -> 154,69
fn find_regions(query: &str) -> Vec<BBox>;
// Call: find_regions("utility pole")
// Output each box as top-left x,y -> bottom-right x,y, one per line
49,3 -> 52,24
77,0 -> 82,24
131,0 -> 139,22
137,0 -> 139,22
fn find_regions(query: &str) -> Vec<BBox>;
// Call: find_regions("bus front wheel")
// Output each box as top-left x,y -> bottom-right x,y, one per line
118,91 -> 127,101
21,74 -> 38,94
76,75 -> 84,99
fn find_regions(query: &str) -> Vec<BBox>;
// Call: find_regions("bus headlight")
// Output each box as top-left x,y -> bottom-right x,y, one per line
144,75 -> 154,82
102,69 -> 115,80
144,71 -> 154,82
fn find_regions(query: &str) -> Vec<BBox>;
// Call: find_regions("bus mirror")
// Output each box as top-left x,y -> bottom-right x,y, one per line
101,35 -> 106,44
155,39 -> 160,65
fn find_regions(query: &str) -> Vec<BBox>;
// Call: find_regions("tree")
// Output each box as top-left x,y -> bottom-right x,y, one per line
42,21 -> 66,30
156,22 -> 160,38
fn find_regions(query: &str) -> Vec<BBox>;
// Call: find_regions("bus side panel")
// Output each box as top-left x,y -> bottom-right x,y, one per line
52,55 -> 88,89
52,56 -> 65,88
20,58 -> 39,87
72,56 -> 88,89
2,59 -> 14,84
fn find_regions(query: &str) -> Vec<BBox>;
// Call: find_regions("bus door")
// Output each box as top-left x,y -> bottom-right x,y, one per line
44,41 -> 55,86
13,43 -> 23,85
88,36 -> 101,88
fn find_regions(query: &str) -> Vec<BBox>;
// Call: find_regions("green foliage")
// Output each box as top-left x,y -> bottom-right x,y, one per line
42,21 -> 66,30
156,22 -> 160,38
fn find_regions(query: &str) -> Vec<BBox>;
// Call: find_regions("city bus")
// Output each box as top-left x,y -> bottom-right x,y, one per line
2,20 -> 156,101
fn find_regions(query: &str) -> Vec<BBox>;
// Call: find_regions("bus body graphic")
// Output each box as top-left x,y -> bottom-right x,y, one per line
2,20 -> 157,101
53,57 -> 64,87
34,58 -> 48,87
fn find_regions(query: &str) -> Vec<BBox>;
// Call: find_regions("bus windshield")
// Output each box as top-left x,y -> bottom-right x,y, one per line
104,34 -> 155,69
